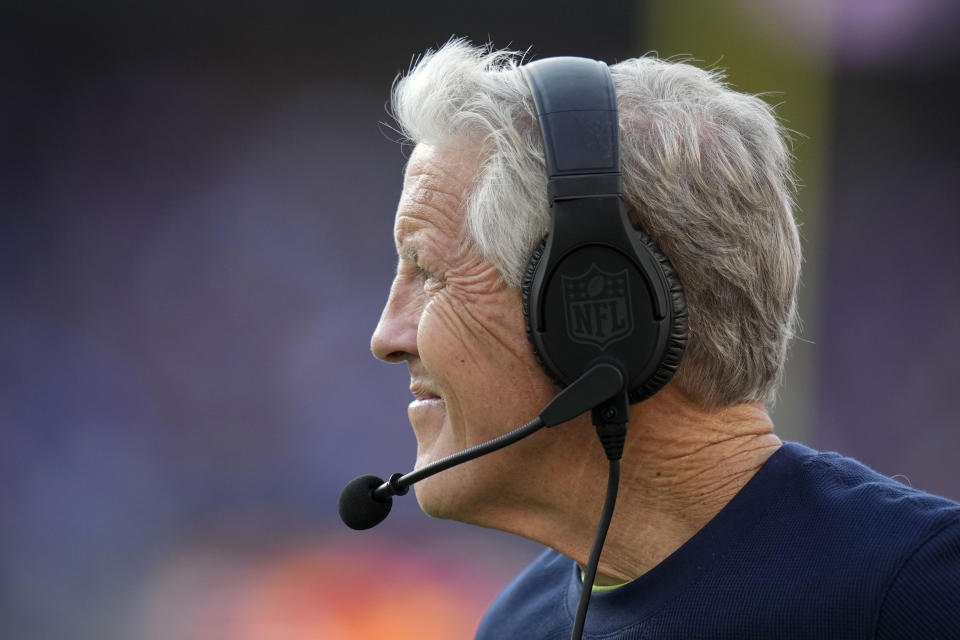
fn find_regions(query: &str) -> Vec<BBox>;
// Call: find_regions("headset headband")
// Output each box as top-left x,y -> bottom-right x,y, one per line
520,56 -> 688,405
522,57 -> 621,201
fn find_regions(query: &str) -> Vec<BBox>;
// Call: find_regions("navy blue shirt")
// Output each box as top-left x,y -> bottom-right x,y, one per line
476,443 -> 960,639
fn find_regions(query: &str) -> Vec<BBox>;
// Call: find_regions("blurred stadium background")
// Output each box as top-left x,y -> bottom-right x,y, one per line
2,1 -> 958,638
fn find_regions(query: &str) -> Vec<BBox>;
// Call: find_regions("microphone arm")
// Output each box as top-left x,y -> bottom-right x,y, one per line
371,361 -> 625,501
337,362 -> 625,530
337,360 -> 631,640
372,416 -> 545,501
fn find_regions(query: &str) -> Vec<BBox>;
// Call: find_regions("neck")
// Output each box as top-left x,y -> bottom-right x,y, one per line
492,385 -> 782,585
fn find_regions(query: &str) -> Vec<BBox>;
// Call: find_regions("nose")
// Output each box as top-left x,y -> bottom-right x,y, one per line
371,275 -> 420,363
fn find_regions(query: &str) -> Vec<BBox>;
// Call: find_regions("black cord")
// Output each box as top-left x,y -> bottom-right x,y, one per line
571,456 -> 621,640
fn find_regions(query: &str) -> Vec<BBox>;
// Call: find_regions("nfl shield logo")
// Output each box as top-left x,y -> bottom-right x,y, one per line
562,264 -> 634,350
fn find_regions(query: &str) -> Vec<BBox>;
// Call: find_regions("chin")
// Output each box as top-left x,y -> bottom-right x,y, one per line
413,465 -> 504,522
408,403 -> 546,524
413,475 -> 464,520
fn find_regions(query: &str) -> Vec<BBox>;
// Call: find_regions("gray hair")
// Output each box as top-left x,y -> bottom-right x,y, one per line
391,39 -> 802,409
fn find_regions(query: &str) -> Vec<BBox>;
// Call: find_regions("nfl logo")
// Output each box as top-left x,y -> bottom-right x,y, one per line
561,264 -> 634,350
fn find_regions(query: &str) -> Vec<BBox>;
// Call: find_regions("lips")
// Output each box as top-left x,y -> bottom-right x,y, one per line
410,379 -> 442,401
408,378 -> 445,429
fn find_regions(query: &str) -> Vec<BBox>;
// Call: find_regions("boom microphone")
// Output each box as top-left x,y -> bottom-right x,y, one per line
337,362 -> 625,530
338,474 -> 396,530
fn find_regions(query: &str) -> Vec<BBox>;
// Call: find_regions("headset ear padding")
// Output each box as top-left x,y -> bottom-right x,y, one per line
521,230 -> 688,405
521,238 -> 564,389
627,230 -> 687,404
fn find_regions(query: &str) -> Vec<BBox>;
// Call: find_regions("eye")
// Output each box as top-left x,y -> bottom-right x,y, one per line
416,264 -> 447,293
398,245 -> 446,292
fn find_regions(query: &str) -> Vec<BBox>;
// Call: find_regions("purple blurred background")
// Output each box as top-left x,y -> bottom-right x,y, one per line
2,1 -> 958,638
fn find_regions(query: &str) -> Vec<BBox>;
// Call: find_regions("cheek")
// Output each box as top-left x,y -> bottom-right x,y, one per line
416,296 -> 466,372
418,289 -> 545,402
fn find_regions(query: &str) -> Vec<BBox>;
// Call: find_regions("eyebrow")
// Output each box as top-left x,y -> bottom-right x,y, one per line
397,242 -> 418,262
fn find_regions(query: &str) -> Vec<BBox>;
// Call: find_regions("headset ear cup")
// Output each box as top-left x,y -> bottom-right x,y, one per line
627,230 -> 688,404
521,237 -> 564,389
523,232 -> 688,403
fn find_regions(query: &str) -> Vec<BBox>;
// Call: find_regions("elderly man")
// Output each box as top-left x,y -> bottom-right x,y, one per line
359,40 -> 960,639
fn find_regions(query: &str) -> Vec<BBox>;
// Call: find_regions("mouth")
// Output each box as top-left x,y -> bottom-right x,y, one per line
408,378 -> 445,430
409,379 -> 443,402
407,363 -> 445,423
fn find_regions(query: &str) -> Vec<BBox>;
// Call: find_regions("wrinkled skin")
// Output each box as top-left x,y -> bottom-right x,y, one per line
369,143 -> 783,587
370,143 -> 562,522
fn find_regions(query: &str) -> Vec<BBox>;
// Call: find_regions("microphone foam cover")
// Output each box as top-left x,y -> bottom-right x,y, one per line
338,475 -> 393,530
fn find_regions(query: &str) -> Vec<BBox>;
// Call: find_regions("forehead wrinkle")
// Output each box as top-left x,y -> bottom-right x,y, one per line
405,146 -> 478,197
394,215 -> 430,256
395,198 -> 468,259
407,177 -> 467,211
408,187 -> 467,232
394,143 -> 484,262
405,157 -> 472,208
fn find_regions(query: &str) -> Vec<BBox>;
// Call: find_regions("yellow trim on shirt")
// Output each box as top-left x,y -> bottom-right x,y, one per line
581,570 -> 632,592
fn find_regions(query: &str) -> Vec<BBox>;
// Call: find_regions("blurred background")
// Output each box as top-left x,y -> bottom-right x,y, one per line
2,0 -> 958,638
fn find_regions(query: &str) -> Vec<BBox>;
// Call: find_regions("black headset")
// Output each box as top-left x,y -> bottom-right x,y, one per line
520,57 -> 688,404
339,56 -> 690,640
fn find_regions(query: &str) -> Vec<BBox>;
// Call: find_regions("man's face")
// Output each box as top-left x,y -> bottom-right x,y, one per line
370,143 -> 558,520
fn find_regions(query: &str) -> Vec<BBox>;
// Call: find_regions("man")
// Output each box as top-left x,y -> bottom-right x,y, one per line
369,40 -> 960,638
